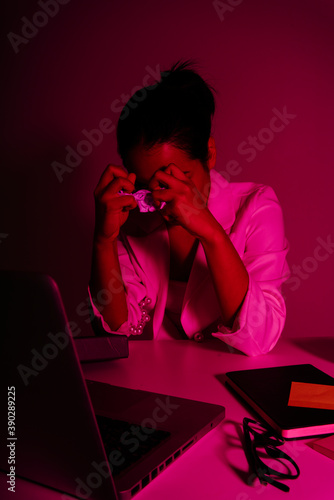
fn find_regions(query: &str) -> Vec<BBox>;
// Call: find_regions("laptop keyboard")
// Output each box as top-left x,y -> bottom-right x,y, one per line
95,415 -> 171,476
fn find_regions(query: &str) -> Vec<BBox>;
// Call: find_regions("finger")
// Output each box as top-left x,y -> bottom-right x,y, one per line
100,193 -> 137,211
161,212 -> 178,224
117,194 -> 138,211
120,172 -> 137,194
164,163 -> 188,181
149,169 -> 182,191
95,164 -> 129,196
100,176 -> 136,198
127,172 -> 136,188
151,188 -> 173,203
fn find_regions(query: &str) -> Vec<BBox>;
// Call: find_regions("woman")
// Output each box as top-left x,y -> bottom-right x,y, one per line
89,61 -> 290,356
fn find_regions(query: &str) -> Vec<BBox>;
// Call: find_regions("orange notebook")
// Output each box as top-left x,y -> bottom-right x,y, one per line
288,381 -> 334,410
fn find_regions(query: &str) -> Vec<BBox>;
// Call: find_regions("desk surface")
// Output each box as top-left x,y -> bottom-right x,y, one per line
2,336 -> 334,500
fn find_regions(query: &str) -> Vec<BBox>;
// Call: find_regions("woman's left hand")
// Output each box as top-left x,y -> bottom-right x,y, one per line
149,163 -> 219,240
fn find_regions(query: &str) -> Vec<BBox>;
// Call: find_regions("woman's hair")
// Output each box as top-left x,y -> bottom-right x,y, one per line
116,60 -> 216,167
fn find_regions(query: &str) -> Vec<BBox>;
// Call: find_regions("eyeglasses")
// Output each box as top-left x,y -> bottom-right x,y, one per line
242,418 -> 300,492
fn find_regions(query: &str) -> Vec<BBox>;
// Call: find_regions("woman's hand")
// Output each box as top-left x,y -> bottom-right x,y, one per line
93,165 -> 137,242
149,163 -> 217,241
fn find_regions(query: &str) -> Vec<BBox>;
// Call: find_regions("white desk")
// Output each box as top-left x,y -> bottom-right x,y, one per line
2,337 -> 334,500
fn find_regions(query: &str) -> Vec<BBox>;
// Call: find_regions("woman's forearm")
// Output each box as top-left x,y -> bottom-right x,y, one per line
89,238 -> 128,331
199,220 -> 249,328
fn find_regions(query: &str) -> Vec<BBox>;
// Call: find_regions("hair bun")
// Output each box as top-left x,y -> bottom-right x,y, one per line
157,60 -> 215,116
117,59 -> 216,166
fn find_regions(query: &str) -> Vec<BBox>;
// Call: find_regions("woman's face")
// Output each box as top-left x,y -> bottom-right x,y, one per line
125,142 -> 213,203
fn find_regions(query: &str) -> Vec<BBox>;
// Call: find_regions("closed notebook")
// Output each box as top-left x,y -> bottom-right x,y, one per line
225,364 -> 334,438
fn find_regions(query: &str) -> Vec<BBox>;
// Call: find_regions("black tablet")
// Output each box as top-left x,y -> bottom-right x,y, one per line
226,364 -> 334,438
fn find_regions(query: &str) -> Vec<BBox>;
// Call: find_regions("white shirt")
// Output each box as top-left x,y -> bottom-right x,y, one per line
88,168 -> 290,356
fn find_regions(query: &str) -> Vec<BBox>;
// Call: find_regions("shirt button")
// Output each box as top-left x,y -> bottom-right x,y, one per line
192,332 -> 204,342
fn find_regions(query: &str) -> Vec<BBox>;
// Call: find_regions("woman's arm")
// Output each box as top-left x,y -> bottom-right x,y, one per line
197,218 -> 249,327
210,185 -> 290,355
89,164 -> 137,331
150,163 -> 249,326
150,164 -> 289,355
89,238 -> 128,331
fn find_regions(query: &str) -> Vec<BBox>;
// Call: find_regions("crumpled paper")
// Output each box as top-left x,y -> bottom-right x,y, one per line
119,189 -> 166,213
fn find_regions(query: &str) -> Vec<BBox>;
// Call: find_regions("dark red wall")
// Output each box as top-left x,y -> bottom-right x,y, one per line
2,0 -> 334,338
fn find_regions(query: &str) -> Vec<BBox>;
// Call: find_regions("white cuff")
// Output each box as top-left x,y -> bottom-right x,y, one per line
87,286 -> 152,337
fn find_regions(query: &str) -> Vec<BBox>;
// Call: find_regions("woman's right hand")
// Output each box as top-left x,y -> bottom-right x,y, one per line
93,165 -> 137,242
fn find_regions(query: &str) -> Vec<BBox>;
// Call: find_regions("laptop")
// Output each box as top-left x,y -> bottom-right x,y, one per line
0,271 -> 225,499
